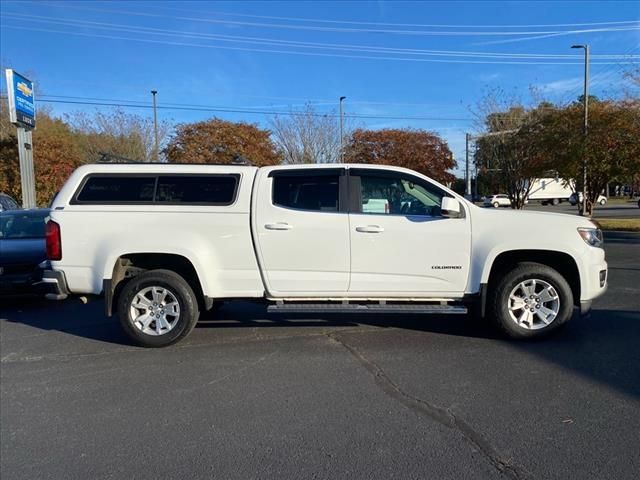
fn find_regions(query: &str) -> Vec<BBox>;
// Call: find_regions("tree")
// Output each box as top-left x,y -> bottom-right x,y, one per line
164,118 -> 282,165
1,105 -> 84,206
66,109 -> 171,163
270,103 -> 342,164
343,128 -> 455,184
622,66 -> 640,100
529,99 -> 640,216
473,98 -> 550,209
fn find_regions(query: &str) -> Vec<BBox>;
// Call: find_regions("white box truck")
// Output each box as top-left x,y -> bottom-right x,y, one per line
527,177 -> 574,206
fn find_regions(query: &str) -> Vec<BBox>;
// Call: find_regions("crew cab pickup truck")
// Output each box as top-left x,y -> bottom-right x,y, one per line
44,163 -> 608,347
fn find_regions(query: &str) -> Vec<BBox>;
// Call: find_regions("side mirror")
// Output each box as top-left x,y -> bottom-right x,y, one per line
441,197 -> 461,218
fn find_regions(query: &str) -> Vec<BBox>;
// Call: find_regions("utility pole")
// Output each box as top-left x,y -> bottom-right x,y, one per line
466,129 -> 518,200
151,90 -> 159,162
473,153 -> 479,201
465,133 -> 471,197
339,96 -> 346,162
571,44 -> 589,216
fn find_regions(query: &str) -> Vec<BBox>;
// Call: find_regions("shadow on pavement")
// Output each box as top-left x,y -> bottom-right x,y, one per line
514,308 -> 640,399
3,295 -> 639,399
1,295 -> 131,346
198,300 -> 498,339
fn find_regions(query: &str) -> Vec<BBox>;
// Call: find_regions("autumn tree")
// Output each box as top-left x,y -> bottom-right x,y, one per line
471,84 -> 557,209
343,128 -> 455,184
66,109 -> 171,162
270,103 -> 343,164
164,118 -> 282,166
528,99 -> 640,217
1,104 -> 84,206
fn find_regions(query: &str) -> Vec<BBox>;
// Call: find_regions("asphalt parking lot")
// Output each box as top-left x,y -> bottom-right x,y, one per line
1,232 -> 639,480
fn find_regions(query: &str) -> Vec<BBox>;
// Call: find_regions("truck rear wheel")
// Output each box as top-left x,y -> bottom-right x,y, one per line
117,269 -> 200,347
488,262 -> 574,339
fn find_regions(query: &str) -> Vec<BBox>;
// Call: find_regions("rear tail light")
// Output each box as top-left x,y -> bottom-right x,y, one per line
46,220 -> 62,260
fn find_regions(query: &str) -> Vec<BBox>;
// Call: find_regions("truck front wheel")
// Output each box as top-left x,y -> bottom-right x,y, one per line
488,262 -> 574,339
117,269 -> 200,347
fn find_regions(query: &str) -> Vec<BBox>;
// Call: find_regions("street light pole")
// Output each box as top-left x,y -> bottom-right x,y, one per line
339,96 -> 346,162
151,90 -> 159,162
571,44 -> 589,215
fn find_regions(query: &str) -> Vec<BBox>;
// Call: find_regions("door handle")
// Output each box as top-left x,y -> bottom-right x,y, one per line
355,225 -> 384,233
265,222 -> 293,231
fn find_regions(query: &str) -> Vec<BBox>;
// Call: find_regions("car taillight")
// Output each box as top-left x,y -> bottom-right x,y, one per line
46,220 -> 62,260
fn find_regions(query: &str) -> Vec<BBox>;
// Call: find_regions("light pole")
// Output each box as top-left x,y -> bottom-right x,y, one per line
151,90 -> 159,162
571,44 -> 589,215
339,96 -> 346,162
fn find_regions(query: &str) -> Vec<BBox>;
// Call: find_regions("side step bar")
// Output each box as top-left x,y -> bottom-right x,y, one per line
267,303 -> 468,314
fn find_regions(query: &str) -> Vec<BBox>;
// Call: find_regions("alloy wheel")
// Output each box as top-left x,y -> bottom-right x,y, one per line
507,279 -> 560,330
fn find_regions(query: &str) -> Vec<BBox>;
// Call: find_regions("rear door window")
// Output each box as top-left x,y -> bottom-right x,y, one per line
272,175 -> 340,212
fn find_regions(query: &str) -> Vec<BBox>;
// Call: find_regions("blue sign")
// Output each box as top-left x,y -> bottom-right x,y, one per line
5,69 -> 36,129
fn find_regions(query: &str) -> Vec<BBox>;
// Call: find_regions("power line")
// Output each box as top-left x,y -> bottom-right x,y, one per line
8,0 -> 639,29
40,93 -> 465,109
142,4 -> 640,29
0,95 -> 473,122
2,24 -> 636,65
3,12 -> 638,60
558,44 -> 639,105
23,2 -> 640,37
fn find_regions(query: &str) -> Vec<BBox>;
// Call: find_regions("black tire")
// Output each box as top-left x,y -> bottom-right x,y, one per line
551,198 -> 559,206
117,269 -> 200,347
488,262 -> 574,339
493,202 -> 500,208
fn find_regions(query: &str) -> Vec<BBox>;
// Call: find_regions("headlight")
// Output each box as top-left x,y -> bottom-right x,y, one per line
577,227 -> 604,248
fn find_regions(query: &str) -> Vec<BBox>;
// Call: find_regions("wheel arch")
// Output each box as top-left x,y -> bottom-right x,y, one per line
104,252 -> 211,316
483,249 -> 581,307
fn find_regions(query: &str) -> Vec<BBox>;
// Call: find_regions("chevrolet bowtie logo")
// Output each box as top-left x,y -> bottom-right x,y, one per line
17,82 -> 33,98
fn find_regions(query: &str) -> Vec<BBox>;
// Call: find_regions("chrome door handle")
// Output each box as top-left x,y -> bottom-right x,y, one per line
265,222 -> 293,231
355,225 -> 384,233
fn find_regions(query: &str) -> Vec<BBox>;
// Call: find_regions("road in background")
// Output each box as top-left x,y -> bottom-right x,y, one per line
1,233 -> 639,479
485,201 -> 639,219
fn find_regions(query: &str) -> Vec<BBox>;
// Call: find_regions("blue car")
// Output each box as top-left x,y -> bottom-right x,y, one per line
0,193 -> 20,212
0,209 -> 51,295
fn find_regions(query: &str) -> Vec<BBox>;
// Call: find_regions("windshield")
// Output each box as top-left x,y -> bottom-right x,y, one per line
0,211 -> 49,239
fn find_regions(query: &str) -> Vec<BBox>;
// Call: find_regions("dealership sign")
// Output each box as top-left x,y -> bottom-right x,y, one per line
5,69 -> 36,129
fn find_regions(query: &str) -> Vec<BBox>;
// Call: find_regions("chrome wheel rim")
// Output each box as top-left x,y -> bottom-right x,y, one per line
129,286 -> 181,336
508,279 -> 560,330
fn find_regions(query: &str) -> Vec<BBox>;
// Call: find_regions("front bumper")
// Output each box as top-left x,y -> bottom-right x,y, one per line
579,262 -> 608,318
35,269 -> 70,300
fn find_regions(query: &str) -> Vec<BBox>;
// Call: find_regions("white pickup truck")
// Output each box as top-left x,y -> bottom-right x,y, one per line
43,163 -> 608,347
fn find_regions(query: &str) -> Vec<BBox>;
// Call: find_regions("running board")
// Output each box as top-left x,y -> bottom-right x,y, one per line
267,303 -> 467,314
